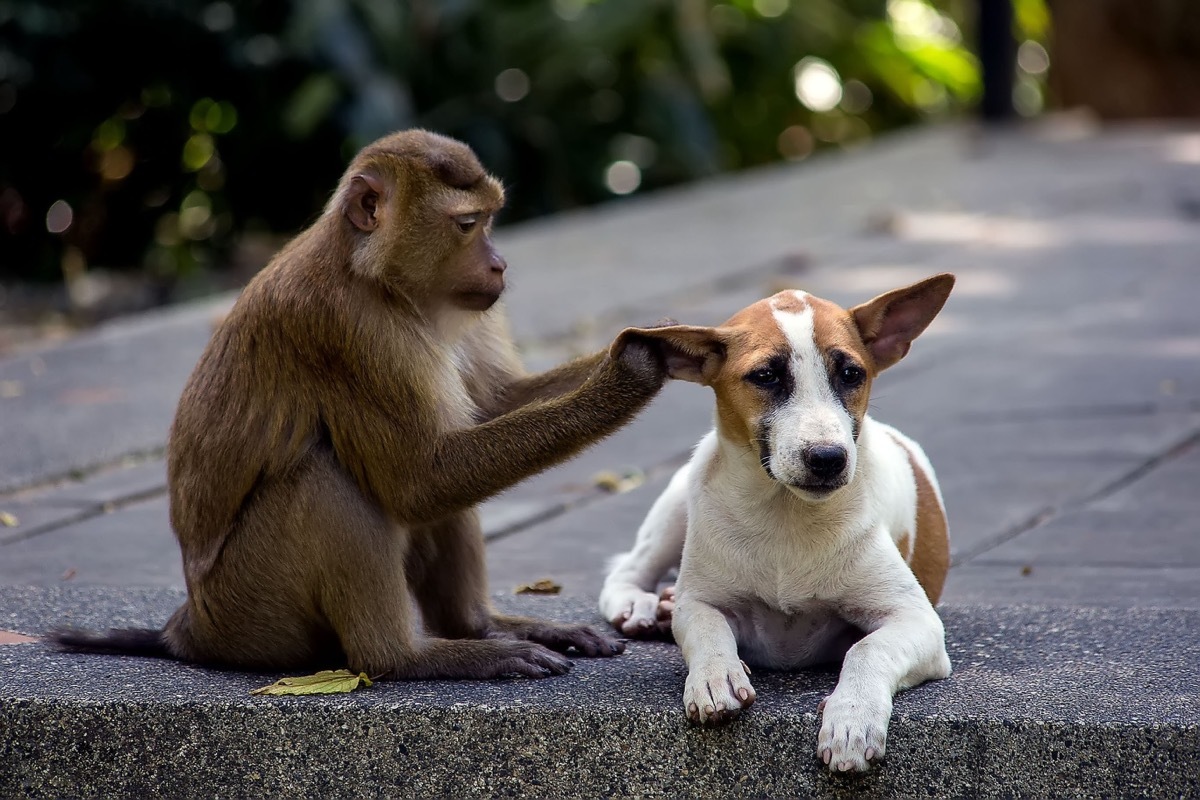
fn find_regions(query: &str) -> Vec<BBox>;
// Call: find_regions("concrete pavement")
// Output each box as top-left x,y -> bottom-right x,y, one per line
3,120 -> 1200,796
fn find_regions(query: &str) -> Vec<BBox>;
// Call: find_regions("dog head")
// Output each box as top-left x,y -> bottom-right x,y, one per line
618,274 -> 954,501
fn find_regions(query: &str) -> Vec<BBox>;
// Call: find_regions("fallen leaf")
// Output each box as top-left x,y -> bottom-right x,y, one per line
60,567 -> 77,581
1020,565 -> 1033,576
251,669 -> 373,697
0,630 -> 38,645
0,511 -> 18,528
593,468 -> 645,494
515,578 -> 562,595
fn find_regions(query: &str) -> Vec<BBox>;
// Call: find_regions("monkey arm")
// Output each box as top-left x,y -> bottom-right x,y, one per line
484,350 -> 606,418
366,353 -> 663,523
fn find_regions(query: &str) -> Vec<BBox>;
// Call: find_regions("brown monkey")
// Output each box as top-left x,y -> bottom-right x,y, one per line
51,130 -> 670,679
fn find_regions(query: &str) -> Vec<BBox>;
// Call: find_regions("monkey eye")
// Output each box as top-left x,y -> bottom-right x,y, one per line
454,213 -> 480,234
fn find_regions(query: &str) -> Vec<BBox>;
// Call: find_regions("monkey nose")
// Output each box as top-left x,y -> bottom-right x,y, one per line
490,255 -> 507,274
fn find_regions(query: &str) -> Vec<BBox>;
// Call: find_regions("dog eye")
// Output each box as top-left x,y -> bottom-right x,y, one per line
454,214 -> 480,234
746,368 -> 780,387
839,365 -> 865,387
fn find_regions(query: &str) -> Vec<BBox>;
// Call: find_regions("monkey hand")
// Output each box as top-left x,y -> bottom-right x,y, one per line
607,319 -> 681,388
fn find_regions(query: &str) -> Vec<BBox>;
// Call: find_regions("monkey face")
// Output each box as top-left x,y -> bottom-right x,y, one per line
448,215 -> 507,311
336,130 -> 509,313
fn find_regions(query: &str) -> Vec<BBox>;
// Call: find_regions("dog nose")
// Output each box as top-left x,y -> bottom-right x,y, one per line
803,445 -> 847,478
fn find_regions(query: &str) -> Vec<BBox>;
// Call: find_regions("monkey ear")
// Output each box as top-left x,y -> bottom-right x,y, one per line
614,324 -> 727,385
850,272 -> 955,371
344,172 -> 386,232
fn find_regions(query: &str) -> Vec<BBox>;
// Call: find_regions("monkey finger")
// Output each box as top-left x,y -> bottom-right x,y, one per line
571,627 -> 625,657
531,623 -> 625,657
659,585 -> 677,602
503,642 -> 573,678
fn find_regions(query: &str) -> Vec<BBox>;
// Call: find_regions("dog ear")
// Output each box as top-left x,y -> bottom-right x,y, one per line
614,324 -> 727,384
851,273 -> 955,371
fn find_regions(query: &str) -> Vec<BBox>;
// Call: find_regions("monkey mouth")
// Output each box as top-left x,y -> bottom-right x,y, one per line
456,291 -> 503,311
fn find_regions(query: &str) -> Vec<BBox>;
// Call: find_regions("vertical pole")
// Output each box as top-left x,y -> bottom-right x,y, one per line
978,0 -> 1017,121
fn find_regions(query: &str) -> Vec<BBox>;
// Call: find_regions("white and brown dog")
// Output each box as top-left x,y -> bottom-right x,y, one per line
601,274 -> 955,773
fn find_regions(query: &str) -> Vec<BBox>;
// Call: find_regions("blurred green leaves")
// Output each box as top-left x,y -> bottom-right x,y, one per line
0,0 -> 985,292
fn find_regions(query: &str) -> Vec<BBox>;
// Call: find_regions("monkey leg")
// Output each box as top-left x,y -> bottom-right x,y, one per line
412,512 -> 625,658
303,456 -> 573,680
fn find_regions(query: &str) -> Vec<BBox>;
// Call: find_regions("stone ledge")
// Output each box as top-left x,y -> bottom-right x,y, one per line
2,586 -> 1197,798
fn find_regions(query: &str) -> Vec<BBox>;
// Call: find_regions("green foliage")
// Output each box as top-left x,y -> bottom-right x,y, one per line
0,0 -> 981,287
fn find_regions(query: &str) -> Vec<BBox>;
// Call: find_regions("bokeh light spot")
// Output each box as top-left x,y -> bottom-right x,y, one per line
100,146 -> 135,181
202,2 -> 235,32
604,160 -> 641,195
46,200 -> 73,234
840,79 -> 873,114
183,134 -> 215,171
1013,78 -> 1043,116
753,0 -> 788,18
793,58 -> 843,112
553,0 -> 586,21
495,68 -> 531,103
1017,40 -> 1049,75
777,126 -> 813,160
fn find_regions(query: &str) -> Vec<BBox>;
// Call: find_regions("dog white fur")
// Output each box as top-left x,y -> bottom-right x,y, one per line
600,275 -> 956,773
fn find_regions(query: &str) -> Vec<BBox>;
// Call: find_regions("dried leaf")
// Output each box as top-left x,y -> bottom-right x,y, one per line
0,511 -> 18,528
0,630 -> 38,645
593,468 -> 646,494
251,669 -> 373,696
515,578 -> 562,595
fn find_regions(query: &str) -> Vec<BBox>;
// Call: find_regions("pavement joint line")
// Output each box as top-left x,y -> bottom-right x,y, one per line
0,447 -> 166,502
958,400 -> 1200,424
0,487 -> 166,547
964,557 -> 1200,570
950,427 -> 1200,567
0,507 -> 95,547
483,449 -> 696,546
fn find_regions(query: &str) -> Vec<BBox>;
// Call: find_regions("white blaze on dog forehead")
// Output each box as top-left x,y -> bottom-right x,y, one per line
769,292 -> 855,444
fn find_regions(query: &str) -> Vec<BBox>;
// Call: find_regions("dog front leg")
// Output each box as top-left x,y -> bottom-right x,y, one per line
673,595 -> 756,725
818,599 -> 951,772
599,465 -> 688,637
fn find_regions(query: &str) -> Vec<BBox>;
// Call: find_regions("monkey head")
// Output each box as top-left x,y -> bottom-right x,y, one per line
333,129 -> 508,313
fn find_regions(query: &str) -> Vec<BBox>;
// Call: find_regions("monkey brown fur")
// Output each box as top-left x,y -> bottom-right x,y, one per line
51,130 -> 669,679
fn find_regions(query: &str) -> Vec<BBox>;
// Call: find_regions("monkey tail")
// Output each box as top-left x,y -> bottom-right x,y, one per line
48,627 -> 173,659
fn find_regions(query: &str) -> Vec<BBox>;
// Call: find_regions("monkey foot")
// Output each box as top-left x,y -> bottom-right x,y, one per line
492,618 -> 625,657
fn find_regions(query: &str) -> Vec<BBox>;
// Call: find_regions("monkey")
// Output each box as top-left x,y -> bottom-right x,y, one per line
50,129 -> 672,680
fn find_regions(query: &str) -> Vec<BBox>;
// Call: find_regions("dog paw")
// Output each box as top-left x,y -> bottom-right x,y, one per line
683,659 -> 756,726
816,690 -> 892,772
605,588 -> 667,638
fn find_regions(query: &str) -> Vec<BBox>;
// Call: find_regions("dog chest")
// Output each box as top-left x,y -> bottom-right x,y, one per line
721,598 -> 858,670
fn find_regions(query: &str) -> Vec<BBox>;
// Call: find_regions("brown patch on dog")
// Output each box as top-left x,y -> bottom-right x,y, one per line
887,433 -> 950,605
896,532 -> 913,561
769,289 -> 809,315
807,294 -> 874,428
709,300 -> 794,449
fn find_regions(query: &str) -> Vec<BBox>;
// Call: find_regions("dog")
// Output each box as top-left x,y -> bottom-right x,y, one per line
599,274 -> 955,773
